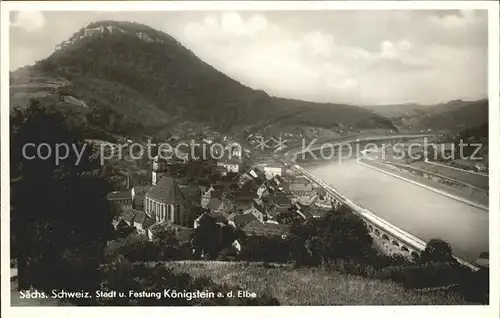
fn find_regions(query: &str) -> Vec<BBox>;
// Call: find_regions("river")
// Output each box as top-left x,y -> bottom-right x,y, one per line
305,159 -> 489,263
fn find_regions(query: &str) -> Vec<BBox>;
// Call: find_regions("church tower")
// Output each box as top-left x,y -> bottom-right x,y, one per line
152,155 -> 167,186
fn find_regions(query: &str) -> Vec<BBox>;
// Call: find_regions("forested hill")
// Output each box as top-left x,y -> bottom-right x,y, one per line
363,99 -> 488,134
10,20 -> 397,138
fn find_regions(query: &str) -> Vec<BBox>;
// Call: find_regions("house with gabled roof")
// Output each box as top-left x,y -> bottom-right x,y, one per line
121,207 -> 140,226
106,191 -> 133,211
288,175 -> 313,192
216,151 -> 241,173
178,182 -> 201,207
263,165 -> 283,180
207,198 -> 234,215
144,176 -> 188,226
200,183 -> 225,208
133,210 -> 155,235
112,218 -> 129,231
245,201 -> 266,222
267,192 -> 293,208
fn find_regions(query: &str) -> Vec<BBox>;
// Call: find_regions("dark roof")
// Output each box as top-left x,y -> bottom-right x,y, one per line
232,191 -> 258,201
271,195 -> 292,207
179,184 -> 201,201
133,210 -> 146,224
272,206 -> 291,217
210,190 -> 223,199
107,191 -> 132,201
122,207 -> 140,223
133,194 -> 145,209
146,177 -> 186,204
198,179 -> 212,188
131,210 -> 155,228
213,183 -> 225,190
132,185 -> 151,195
243,221 -> 291,237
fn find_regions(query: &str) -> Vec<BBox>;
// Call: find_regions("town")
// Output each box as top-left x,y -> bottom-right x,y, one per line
106,135 -> 342,257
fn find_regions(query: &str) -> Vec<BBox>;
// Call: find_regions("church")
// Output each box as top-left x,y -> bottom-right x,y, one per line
113,155 -> 190,235
143,155 -> 188,225
144,176 -> 187,225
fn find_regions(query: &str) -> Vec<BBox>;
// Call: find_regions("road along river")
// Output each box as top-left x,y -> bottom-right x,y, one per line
304,158 -> 489,263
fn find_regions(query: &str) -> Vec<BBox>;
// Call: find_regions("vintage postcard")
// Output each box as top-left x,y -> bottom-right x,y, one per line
1,1 -> 499,317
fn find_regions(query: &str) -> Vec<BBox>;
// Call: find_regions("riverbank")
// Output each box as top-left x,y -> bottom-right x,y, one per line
360,159 -> 488,210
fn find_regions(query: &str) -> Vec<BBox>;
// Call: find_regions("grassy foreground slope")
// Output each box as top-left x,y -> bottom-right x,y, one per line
165,261 -> 473,305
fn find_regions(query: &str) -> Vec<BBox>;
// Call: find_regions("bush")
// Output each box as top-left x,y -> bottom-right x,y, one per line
105,234 -> 182,263
217,247 -> 238,261
238,236 -> 292,263
290,208 -> 374,266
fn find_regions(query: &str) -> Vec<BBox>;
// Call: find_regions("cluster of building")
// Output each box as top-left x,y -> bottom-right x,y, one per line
107,142 -> 341,252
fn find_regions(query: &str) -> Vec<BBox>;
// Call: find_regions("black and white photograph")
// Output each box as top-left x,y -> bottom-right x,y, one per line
1,0 -> 499,315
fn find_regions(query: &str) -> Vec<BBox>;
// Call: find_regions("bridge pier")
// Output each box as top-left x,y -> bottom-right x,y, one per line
364,221 -> 421,260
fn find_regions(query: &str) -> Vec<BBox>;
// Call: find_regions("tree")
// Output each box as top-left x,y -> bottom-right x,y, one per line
290,207 -> 374,266
11,99 -> 113,292
192,214 -> 222,259
192,214 -> 236,259
420,238 -> 456,263
154,227 -> 181,260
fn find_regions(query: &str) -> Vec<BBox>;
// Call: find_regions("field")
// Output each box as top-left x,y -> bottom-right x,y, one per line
164,261 -> 473,305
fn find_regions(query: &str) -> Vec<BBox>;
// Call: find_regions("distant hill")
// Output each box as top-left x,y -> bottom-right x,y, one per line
10,20 -> 397,139
364,99 -> 488,133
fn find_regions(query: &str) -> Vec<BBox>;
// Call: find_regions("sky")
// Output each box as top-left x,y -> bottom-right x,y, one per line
9,10 -> 488,106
